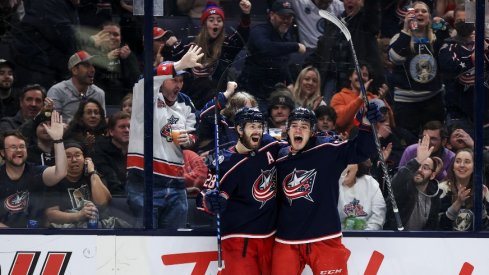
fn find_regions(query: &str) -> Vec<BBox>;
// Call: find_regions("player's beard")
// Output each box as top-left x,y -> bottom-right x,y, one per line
240,133 -> 262,151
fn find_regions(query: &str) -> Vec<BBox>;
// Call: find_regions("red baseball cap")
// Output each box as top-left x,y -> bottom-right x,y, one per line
68,50 -> 94,70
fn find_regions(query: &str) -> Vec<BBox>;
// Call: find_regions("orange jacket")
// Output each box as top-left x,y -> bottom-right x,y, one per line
330,88 -> 375,133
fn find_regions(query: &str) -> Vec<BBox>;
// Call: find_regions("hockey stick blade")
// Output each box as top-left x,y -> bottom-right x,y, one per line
318,10 -> 352,42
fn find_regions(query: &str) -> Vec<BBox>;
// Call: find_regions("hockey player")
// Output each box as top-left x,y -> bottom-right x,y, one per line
203,107 -> 283,275
271,105 -> 381,275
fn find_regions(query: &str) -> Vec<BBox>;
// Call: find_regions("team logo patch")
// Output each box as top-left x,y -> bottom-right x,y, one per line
457,67 -> 475,88
4,191 -> 29,213
343,198 -> 367,217
252,167 -> 277,208
409,54 -> 437,83
160,115 -> 180,142
453,209 -> 474,231
161,124 -> 173,142
282,168 -> 317,205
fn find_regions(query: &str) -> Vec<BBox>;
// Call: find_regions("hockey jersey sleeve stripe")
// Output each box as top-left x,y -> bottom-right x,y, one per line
127,155 -> 184,178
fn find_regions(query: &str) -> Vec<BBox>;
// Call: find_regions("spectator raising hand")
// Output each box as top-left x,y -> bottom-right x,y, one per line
415,134 -> 434,165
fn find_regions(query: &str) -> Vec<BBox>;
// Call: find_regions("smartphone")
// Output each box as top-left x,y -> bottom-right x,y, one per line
84,162 -> 89,176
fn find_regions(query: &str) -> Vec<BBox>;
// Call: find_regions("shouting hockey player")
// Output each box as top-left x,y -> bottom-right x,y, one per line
271,105 -> 381,274
203,107 -> 284,275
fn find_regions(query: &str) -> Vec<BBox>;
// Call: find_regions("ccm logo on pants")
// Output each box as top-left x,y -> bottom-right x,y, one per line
320,270 -> 343,274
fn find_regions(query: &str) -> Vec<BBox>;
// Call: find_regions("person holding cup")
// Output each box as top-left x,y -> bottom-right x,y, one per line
126,46 -> 203,229
170,124 -> 189,146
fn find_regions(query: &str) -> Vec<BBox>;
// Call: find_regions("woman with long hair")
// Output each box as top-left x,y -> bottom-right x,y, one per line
388,1 -> 449,136
163,1 -> 251,109
291,66 -> 326,111
439,148 -> 489,231
64,98 -> 108,152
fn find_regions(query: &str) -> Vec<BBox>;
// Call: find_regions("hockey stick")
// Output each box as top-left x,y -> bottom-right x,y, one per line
319,10 -> 404,231
209,27 -> 251,272
213,94 -> 224,271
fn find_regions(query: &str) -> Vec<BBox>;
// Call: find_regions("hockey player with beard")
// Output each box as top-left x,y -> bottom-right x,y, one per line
202,107 -> 284,275
271,105 -> 381,275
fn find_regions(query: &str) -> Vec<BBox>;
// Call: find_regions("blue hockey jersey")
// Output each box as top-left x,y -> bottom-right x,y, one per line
275,129 -> 375,244
212,135 -> 284,239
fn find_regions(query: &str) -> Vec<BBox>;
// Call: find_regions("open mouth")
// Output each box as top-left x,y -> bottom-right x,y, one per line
251,136 -> 259,143
293,136 -> 303,143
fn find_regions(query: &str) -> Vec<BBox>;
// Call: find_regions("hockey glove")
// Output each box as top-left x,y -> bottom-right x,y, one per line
365,101 -> 384,125
204,189 -> 227,215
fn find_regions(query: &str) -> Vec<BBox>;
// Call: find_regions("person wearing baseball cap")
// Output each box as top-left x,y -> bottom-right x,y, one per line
67,50 -> 95,71
47,50 -> 106,123
270,0 -> 295,17
153,27 -> 181,67
237,0 -> 305,116
267,93 -> 295,130
0,59 -> 19,118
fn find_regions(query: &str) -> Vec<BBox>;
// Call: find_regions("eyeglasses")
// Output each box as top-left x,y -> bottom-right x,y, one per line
66,153 -> 83,160
4,145 -> 26,151
421,164 -> 434,172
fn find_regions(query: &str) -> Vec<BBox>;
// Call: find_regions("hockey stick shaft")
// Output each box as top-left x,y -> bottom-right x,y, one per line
211,29 -> 247,271
213,96 -> 224,269
319,10 -> 404,231
350,43 -> 404,231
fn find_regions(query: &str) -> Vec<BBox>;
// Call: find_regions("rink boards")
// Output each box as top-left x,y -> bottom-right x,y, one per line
0,234 -> 486,275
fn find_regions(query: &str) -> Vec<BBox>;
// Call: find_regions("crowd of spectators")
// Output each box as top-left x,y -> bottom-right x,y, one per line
0,0 -> 488,231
